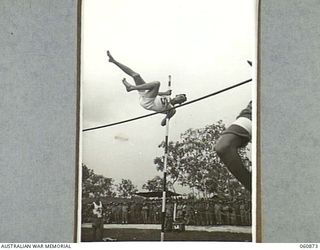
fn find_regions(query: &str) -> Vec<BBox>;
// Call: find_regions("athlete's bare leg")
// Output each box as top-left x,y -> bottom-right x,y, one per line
107,51 -> 137,76
215,133 -> 252,192
107,51 -> 146,85
122,78 -> 160,98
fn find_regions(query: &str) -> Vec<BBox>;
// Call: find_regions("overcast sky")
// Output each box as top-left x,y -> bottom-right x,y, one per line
81,0 -> 257,194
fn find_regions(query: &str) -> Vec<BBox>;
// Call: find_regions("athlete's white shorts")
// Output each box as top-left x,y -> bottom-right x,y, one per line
231,117 -> 252,136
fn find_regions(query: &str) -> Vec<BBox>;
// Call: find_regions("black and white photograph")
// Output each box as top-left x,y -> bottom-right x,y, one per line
4,0 -> 320,245
80,0 -> 257,242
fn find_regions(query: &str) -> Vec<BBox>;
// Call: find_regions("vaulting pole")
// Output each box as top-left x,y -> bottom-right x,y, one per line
161,75 -> 171,242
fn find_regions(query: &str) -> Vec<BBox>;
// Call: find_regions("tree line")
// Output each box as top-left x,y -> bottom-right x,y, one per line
82,121 -> 251,200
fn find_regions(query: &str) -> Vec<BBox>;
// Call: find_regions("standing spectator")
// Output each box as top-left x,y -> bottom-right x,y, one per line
111,202 -> 117,223
104,202 -> 112,224
135,202 -> 142,224
121,202 -> 129,224
115,203 -> 121,223
176,202 -> 183,222
214,202 -> 222,225
234,201 -> 241,226
210,201 -> 216,225
199,201 -> 206,226
148,202 -> 155,224
128,201 -> 134,224
155,201 -> 161,224
187,201 -> 195,225
92,200 -> 103,241
205,201 -> 212,225
222,203 -> 230,225
181,202 -> 187,223
230,207 -> 237,225
165,201 -> 174,231
247,201 -> 252,225
152,201 -> 159,224
142,202 -> 149,224
194,202 -> 200,226
239,202 -> 246,225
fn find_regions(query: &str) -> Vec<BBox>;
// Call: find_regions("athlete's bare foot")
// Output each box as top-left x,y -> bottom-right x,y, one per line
122,78 -> 134,92
107,50 -> 115,63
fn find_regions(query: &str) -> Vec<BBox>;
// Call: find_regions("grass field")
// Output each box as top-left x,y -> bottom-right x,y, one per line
81,228 -> 252,242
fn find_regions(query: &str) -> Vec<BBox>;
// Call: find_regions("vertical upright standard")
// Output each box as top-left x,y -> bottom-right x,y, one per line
161,75 -> 171,242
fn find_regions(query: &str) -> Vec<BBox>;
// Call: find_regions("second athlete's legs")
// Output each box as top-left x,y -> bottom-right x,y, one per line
215,132 -> 252,192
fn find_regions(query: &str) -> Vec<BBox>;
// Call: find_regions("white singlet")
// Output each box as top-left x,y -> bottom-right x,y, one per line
138,91 -> 170,112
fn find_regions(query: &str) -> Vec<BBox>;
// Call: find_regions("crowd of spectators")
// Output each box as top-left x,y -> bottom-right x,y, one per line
82,198 -> 251,227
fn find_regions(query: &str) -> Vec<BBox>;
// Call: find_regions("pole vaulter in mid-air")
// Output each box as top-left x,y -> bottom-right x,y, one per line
107,50 -> 187,241
107,51 -> 187,126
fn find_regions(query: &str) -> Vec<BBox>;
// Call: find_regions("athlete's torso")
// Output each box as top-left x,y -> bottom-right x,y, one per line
139,93 -> 170,112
